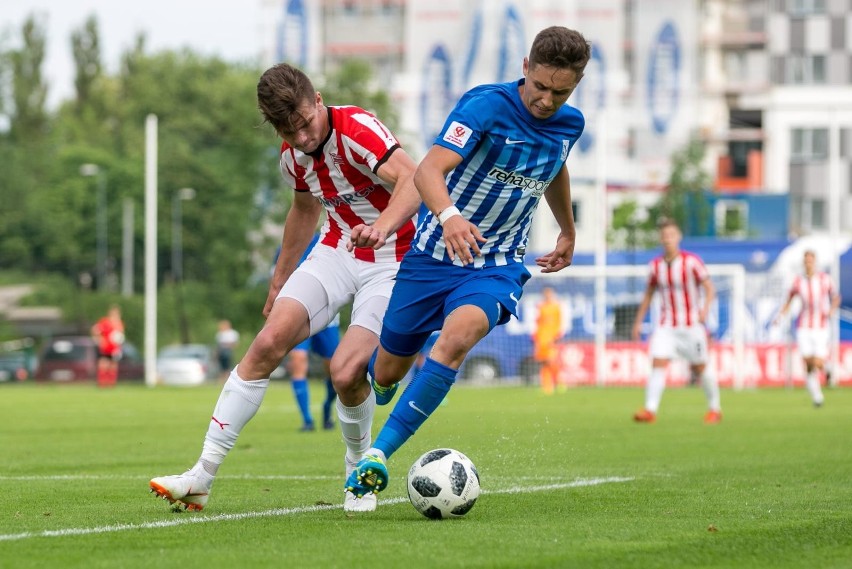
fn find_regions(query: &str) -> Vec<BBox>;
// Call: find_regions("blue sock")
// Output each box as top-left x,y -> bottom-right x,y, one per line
291,378 -> 313,426
374,357 -> 457,459
322,377 -> 335,424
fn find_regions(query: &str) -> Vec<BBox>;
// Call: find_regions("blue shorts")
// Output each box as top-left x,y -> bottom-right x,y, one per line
293,325 -> 340,359
380,250 -> 530,356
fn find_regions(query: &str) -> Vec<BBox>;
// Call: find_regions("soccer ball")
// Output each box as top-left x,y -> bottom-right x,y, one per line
407,448 -> 480,519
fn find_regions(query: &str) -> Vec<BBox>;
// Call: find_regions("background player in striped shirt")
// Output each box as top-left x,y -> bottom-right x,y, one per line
343,26 -> 590,500
150,63 -> 421,513
631,218 -> 721,424
773,250 -> 840,407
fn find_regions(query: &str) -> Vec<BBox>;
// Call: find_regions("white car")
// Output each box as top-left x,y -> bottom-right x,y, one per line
156,344 -> 217,386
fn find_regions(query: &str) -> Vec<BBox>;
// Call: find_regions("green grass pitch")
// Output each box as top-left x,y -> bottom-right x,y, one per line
1,382 -> 851,568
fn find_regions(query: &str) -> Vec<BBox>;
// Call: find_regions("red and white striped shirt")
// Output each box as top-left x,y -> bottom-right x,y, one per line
278,105 -> 415,263
787,272 -> 834,329
647,251 -> 709,327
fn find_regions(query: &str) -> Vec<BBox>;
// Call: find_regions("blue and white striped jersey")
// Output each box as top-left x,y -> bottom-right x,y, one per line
413,78 -> 584,268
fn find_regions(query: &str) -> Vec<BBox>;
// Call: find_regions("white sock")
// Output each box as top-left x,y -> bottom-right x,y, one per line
200,369 -> 269,473
645,368 -> 666,413
365,447 -> 387,462
700,369 -> 721,412
337,391 -> 376,465
805,371 -> 824,405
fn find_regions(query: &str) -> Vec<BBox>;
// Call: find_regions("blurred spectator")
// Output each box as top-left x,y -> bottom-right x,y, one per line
91,305 -> 125,387
533,287 -> 563,394
215,320 -> 240,379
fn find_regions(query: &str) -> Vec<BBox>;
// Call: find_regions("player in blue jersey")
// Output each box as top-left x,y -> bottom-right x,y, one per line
273,233 -> 341,432
344,26 -> 590,499
287,319 -> 340,431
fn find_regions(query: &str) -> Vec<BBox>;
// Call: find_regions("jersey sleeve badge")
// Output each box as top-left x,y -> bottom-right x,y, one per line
442,121 -> 473,148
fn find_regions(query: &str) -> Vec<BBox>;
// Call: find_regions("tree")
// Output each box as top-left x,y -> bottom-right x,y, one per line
7,14 -> 48,142
71,15 -> 101,110
608,199 -> 657,251
653,139 -> 712,236
0,15 -> 50,270
319,59 -> 398,131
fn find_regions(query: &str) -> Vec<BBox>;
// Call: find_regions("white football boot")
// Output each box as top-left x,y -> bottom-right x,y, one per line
150,463 -> 214,511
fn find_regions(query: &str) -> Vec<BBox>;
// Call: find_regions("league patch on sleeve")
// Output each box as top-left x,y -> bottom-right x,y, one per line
442,121 -> 473,148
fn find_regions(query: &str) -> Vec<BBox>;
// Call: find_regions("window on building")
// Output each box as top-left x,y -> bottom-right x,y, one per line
572,201 -> 580,225
729,140 -> 762,177
810,198 -> 826,229
841,128 -> 851,159
786,55 -> 826,84
791,128 -> 829,160
788,0 -> 826,15
725,52 -> 748,83
714,200 -> 748,238
848,162 -> 852,196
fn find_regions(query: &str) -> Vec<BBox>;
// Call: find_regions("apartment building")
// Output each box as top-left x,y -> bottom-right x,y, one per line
264,0 -> 852,250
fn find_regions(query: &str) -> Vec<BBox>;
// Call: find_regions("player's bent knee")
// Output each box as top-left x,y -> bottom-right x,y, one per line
374,353 -> 413,385
329,358 -> 367,391
431,334 -> 477,366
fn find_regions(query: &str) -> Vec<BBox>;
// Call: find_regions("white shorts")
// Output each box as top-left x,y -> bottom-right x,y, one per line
796,327 -> 829,359
649,325 -> 708,364
277,244 -> 398,336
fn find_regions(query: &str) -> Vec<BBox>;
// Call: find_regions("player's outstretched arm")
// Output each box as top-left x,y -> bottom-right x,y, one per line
264,192 -> 323,318
632,285 -> 656,341
773,291 -> 795,326
830,284 -> 841,316
699,276 -> 716,324
536,166 -> 576,273
414,145 -> 485,265
348,148 -> 421,251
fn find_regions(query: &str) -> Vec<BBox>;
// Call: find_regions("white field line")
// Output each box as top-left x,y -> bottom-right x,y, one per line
0,474 -> 615,482
0,476 -> 633,542
0,474 -> 340,481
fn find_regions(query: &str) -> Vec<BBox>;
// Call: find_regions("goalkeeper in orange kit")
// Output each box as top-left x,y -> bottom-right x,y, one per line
533,287 -> 563,394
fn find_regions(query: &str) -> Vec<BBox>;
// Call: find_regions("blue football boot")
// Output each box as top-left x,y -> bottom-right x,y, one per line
344,454 -> 389,498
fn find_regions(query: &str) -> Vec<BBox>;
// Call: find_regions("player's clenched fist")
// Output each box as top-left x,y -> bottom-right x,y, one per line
348,224 -> 388,251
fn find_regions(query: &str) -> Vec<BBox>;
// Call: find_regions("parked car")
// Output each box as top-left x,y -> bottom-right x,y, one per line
34,336 -> 145,382
156,344 -> 217,386
0,350 -> 36,382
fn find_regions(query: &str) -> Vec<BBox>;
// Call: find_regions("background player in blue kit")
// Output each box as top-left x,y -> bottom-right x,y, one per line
287,315 -> 340,432
344,26 -> 590,498
276,234 -> 340,432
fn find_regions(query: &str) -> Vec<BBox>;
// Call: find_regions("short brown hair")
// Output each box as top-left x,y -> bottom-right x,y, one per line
529,27 -> 591,78
257,63 -> 316,134
656,217 -> 679,231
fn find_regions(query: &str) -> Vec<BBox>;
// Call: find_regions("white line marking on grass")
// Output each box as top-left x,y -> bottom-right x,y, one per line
0,474 -> 620,482
0,474 -> 340,481
0,476 -> 633,542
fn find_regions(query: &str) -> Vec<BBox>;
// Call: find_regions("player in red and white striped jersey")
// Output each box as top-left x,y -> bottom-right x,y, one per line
774,250 -> 840,407
631,218 -> 721,424
150,63 -> 421,513
277,104 -> 415,263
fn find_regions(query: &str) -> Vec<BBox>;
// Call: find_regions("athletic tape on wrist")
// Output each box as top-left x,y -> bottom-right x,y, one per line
438,205 -> 461,225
